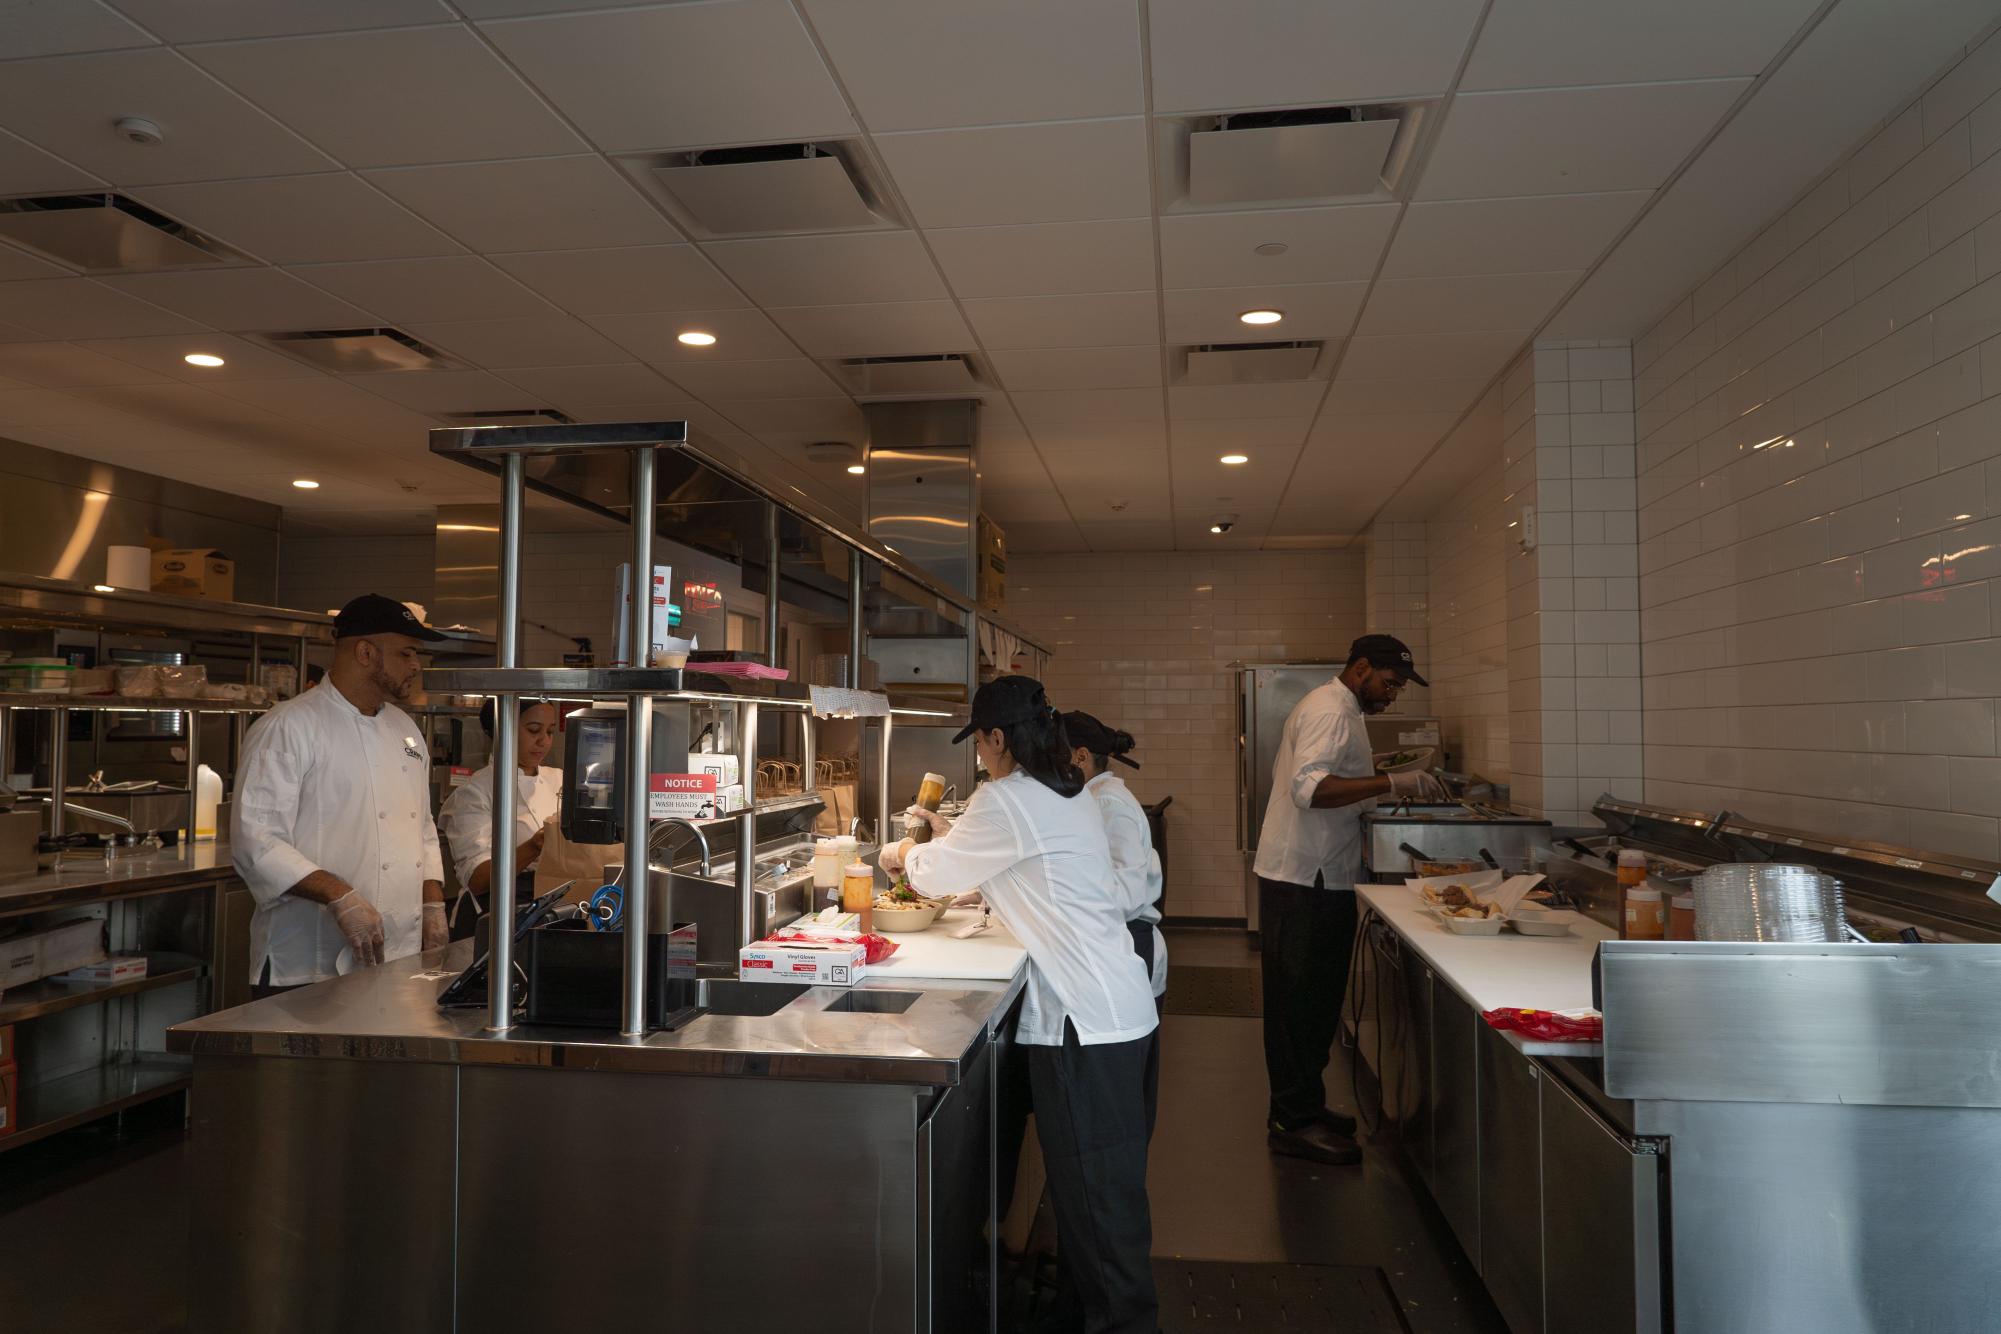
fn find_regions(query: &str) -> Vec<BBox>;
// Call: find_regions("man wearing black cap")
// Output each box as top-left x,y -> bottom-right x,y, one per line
232,594 -> 449,995
1254,634 -> 1446,1164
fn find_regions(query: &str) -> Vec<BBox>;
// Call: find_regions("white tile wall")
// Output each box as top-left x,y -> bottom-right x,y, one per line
1634,23 -> 2001,860
1425,439 -> 1513,787
1011,550 -> 1366,922
1363,518 -> 1432,714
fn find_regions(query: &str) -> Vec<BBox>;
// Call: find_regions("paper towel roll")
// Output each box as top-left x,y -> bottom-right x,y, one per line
106,545 -> 151,589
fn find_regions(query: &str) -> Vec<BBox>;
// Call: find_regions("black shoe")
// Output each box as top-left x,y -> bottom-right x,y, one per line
1318,1110 -> 1358,1138
1267,1120 -> 1363,1166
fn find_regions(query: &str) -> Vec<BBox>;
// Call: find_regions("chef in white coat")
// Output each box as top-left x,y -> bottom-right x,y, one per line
233,594 -> 447,996
439,696 -> 562,935
882,676 -> 1158,1334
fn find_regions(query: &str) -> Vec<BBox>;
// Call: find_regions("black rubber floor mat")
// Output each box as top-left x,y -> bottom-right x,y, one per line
1162,963 -> 1262,1017
1155,1260 -> 1412,1332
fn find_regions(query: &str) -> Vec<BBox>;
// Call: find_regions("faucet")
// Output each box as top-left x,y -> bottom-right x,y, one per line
648,817 -> 713,876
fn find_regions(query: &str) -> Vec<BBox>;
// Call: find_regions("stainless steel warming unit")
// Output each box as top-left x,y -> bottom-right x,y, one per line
1362,801 -> 1553,879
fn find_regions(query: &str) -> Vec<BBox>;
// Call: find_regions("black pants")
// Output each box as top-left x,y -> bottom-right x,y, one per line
1258,874 -> 1359,1130
249,958 -> 303,1002
1027,1022 -> 1158,1334
1127,923 -> 1161,1141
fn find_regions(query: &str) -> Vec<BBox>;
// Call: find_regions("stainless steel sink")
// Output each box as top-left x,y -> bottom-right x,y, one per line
695,978 -> 810,1016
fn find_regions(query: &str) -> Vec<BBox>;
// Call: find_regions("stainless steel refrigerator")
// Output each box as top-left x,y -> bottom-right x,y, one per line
1234,661 -> 1440,931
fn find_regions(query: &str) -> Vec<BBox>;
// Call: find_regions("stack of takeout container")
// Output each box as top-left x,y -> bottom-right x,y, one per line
1691,864 -> 1846,942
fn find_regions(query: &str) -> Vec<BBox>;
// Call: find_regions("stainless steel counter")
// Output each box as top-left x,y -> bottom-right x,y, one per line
0,840 -> 238,916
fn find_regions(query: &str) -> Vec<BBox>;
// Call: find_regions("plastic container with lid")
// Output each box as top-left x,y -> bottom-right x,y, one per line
842,861 -> 875,932
1616,848 -> 1650,889
1668,893 -> 1697,941
1625,886 -> 1665,940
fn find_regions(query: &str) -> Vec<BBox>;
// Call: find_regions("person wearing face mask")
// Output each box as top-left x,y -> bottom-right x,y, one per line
439,697 -> 564,938
232,594 -> 448,997
1255,634 -> 1447,1166
882,676 -> 1158,1334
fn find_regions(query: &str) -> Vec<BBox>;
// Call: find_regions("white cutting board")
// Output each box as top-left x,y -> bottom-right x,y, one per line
869,907 -> 1027,982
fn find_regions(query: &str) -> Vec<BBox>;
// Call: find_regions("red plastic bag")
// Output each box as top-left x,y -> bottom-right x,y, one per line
1482,1007 -> 1602,1042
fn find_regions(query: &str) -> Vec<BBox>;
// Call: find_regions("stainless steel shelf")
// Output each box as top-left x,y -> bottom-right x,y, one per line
2,1054 -> 192,1153
424,666 -> 817,707
0,692 -> 271,714
0,954 -> 203,1025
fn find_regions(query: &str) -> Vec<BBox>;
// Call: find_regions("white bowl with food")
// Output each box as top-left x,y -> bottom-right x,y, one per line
1442,914 -> 1506,936
1509,916 -> 1575,937
1374,746 -> 1437,775
872,902 -> 941,932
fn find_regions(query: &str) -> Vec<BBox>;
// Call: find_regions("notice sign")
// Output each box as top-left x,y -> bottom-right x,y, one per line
649,772 -> 719,819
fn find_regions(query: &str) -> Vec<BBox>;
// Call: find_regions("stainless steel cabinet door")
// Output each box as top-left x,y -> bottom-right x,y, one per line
1539,1074 -> 1665,1334
1478,1022 -> 1543,1334
1431,983 -> 1481,1266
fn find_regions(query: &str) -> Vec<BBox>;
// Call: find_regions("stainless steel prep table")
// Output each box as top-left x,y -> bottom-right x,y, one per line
168,941 -> 1028,1334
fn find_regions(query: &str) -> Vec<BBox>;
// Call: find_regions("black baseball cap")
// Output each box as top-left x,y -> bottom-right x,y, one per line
334,593 -> 447,642
1348,634 -> 1428,687
1062,711 -> 1139,768
951,674 -> 1056,744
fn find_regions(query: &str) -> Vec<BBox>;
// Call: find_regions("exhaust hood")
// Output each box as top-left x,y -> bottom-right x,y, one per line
622,141 -> 900,238
0,193 -> 251,272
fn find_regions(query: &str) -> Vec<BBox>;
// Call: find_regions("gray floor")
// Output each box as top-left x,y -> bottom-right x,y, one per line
0,928 -> 1503,1334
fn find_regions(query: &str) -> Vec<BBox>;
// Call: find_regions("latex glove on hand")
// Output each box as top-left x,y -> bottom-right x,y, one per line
1387,769 -> 1450,802
328,890 -> 386,966
950,891 -> 984,909
422,901 -> 448,950
878,837 -> 916,875
903,805 -> 951,838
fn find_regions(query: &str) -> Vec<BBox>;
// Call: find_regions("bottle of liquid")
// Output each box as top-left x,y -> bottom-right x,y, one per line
1616,848 -> 1649,890
842,861 -> 875,934
1625,886 -> 1665,940
1668,893 -> 1697,941
195,763 -> 223,841
907,771 -> 949,845
809,838 -> 844,911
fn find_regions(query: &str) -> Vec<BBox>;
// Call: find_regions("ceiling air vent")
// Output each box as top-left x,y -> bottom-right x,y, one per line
439,409 -> 576,427
0,192 -> 251,272
1166,102 -> 1430,208
1180,340 -> 1327,385
255,328 -> 463,374
833,353 -> 986,397
625,140 -> 899,239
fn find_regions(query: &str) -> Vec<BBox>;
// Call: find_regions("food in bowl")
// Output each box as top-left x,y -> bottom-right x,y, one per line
871,901 -> 941,932
1443,915 -> 1505,936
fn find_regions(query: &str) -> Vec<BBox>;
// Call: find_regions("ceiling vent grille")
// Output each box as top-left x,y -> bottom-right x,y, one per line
621,140 -> 900,238
1179,340 -> 1327,385
439,408 -> 576,427
1162,101 -> 1431,209
254,328 -> 463,374
0,192 -> 252,272
833,353 -> 987,397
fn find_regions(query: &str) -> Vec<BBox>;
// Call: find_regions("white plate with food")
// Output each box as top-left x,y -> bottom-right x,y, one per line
1442,914 -> 1506,936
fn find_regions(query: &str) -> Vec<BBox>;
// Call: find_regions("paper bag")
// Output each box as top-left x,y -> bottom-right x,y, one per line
534,823 -> 622,901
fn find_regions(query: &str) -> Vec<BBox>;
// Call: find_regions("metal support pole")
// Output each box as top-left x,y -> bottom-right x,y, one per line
0,706 -> 13,784
736,701 -> 759,956
50,706 -> 68,837
800,708 -> 816,796
621,446 -> 658,1037
487,452 -> 526,1033
847,547 -> 865,689
763,500 -> 781,669
874,713 -> 894,851
183,708 -> 200,847
966,610 -> 981,695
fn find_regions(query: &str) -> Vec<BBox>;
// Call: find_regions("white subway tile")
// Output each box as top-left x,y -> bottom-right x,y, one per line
1569,346 -> 1632,380
1880,120 -> 1972,224
1853,105 -> 1927,196
1854,210 -> 1931,297
1924,31 -> 2001,145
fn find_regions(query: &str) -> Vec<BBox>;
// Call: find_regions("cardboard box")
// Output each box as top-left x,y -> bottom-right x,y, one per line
686,753 -> 740,787
612,562 -> 675,668
54,956 -> 148,985
739,939 -> 866,987
151,548 -> 235,602
0,1063 -> 16,1137
0,1023 -> 14,1065
977,514 -> 1006,609
0,918 -> 106,991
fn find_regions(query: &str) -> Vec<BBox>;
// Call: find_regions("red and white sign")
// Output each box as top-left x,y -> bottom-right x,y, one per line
648,771 -> 719,819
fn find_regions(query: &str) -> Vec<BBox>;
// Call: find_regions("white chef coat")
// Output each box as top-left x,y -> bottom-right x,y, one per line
1252,679 -> 1376,890
1085,771 -> 1167,997
232,681 -> 443,986
904,770 -> 1157,1047
439,763 -> 562,891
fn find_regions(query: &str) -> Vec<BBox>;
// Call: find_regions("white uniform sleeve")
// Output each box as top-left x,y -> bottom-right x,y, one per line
902,787 -> 1025,899
438,772 -> 493,890
1288,700 -> 1355,808
421,784 -> 445,884
231,711 -> 320,905
1099,798 -> 1159,918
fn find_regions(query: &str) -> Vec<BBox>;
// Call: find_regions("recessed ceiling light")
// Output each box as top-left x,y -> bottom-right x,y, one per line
1254,242 -> 1289,257
93,584 -> 114,593
846,464 -> 866,475
291,478 -> 320,490
1220,453 -> 1249,465
1209,523 -> 1224,534
183,352 -> 225,367
1239,309 -> 1283,326
677,330 -> 717,347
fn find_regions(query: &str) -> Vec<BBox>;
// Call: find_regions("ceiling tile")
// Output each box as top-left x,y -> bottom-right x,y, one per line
1321,379 -> 1484,415
0,127 -> 103,196
345,369 -> 528,413
556,398 -> 710,428
0,279 -> 202,339
766,301 -> 971,358
987,346 -> 1162,391
1463,0 -> 1823,91
1383,192 -> 1648,279
478,1 -> 854,152
1148,0 -> 1485,112
588,308 -> 801,363
800,0 -> 1142,131
1163,282 -> 1366,343
100,269 -> 372,332
364,156 -> 681,253
1019,418 -> 1165,452
1306,411 -> 1461,449
0,244 -> 70,281
926,219 -> 1156,299
961,291 -> 1158,350
724,396 -> 864,438
490,245 -> 748,316
0,340 -> 170,388
1012,388 -> 1164,427
1355,270 -> 1579,335
1159,205 -> 1398,288
1336,332 -> 1526,382
664,358 -> 842,400
1168,382 -> 1327,419
1170,417 -> 1312,449
406,315 -> 630,368
187,26 -> 584,170
134,174 -> 462,265
106,0 -> 454,42
206,375 -> 441,441
292,257 -> 553,323
72,332 -> 321,382
0,50 -> 336,186
876,119 -> 1151,229
3,0 -> 154,58
1416,80 -> 1751,201
499,363 -> 684,404
704,232 -> 946,307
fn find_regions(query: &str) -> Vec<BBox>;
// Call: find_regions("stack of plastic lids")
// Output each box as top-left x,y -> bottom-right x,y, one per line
1692,863 -> 1846,942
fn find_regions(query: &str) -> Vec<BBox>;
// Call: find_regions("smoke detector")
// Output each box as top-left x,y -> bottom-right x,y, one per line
114,117 -> 163,146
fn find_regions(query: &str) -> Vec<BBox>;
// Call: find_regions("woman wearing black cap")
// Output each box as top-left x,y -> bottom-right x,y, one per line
882,676 -> 1158,1334
438,697 -> 563,938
